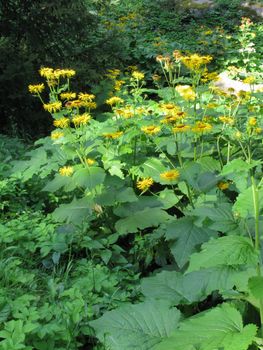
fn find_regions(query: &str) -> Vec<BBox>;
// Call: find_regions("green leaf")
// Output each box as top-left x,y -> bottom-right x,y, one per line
233,186 -> 263,218
42,174 -> 72,192
248,276 -> 263,300
187,236 -> 258,273
155,303 -> 257,350
197,156 -> 221,172
221,159 -> 259,176
158,189 -> 182,209
141,267 -> 249,305
192,203 -> 237,233
52,197 -> 92,224
73,167 -> 106,190
90,301 -> 181,350
166,217 -> 216,268
115,207 -> 170,235
142,158 -> 167,182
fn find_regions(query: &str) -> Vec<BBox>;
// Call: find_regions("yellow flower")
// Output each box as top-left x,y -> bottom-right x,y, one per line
141,125 -> 161,135
28,83 -> 45,94
235,131 -> 242,139
43,101 -> 62,113
172,124 -> 190,133
60,92 -> 76,100
255,127 -> 262,134
53,117 -> 70,128
161,115 -> 179,124
65,100 -> 82,109
132,71 -> 145,80
103,131 -> 123,139
51,131 -> 64,140
105,69 -> 121,79
152,74 -> 161,81
106,96 -> 124,106
85,158 -> 96,166
72,113 -> 91,127
206,102 -> 218,109
181,54 -> 213,70
192,121 -> 212,133
114,80 -> 125,91
219,116 -> 234,125
81,101 -> 97,109
176,85 -> 196,101
243,76 -> 255,84
248,117 -> 257,127
62,69 -> 76,78
136,178 -> 154,192
160,169 -> 180,181
217,181 -> 229,190
39,67 -> 54,79
78,93 -> 95,101
59,166 -> 74,177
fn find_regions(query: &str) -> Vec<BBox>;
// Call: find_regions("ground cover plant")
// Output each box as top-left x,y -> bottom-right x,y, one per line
1,8 -> 263,350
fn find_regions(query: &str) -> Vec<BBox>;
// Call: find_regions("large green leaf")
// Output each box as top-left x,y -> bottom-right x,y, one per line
192,203 -> 237,233
73,167 -> 106,190
248,276 -> 263,300
166,217 -> 216,268
187,236 -> 258,273
142,158 -> 167,182
42,174 -> 73,192
221,159 -> 259,176
155,303 -> 257,350
141,267 -> 251,305
115,207 -> 170,235
52,197 -> 92,224
90,301 -> 181,350
233,186 -> 263,218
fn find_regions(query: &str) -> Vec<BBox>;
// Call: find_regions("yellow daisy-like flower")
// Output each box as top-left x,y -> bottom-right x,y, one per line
39,67 -> 54,79
243,76 -> 255,84
81,101 -> 97,109
59,166 -> 74,177
105,69 -> 121,79
235,131 -> 242,139
106,96 -> 124,106
192,121 -> 212,133
53,117 -> 70,128
255,127 -> 262,134
85,158 -> 96,166
72,113 -> 91,127
248,117 -> 257,126
176,85 -> 196,101
132,71 -> 145,80
141,125 -> 161,135
160,169 -> 180,181
43,101 -> 62,113
65,100 -> 82,109
28,83 -> 45,94
219,116 -> 234,125
172,124 -> 190,133
114,80 -> 125,91
62,69 -> 76,78
217,181 -> 229,190
161,115 -> 179,124
136,178 -> 154,192
103,131 -> 123,139
78,93 -> 95,101
60,92 -> 76,100
181,54 -> 213,70
51,131 -> 64,140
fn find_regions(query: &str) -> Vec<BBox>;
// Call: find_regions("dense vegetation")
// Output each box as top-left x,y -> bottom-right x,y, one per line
1,0 -> 263,349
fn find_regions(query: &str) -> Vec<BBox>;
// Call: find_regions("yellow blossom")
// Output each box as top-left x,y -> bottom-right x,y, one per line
51,131 -> 64,140
28,83 -> 45,94
219,116 -> 234,125
132,71 -> 145,80
72,113 -> 91,127
65,100 -> 82,109
60,92 -> 76,100
53,117 -> 70,128
114,80 -> 125,91
243,76 -> 255,84
39,67 -> 54,79
217,181 -> 229,190
172,124 -> 190,133
141,125 -> 161,135
43,101 -> 62,113
176,85 -> 196,101
192,121 -> 213,133
161,115 -> 179,124
255,127 -> 262,134
103,131 -> 123,139
248,117 -> 257,126
78,93 -> 95,101
160,169 -> 180,181
59,166 -> 74,177
235,131 -> 242,139
106,96 -> 124,106
136,178 -> 154,192
85,158 -> 96,166
81,101 -> 97,109
181,54 -> 213,70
